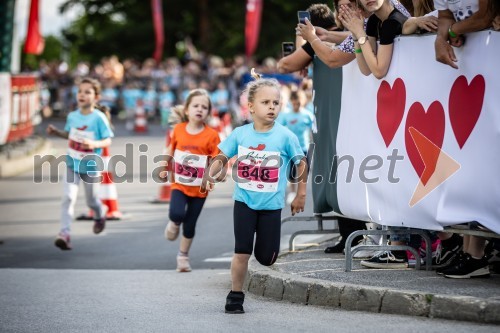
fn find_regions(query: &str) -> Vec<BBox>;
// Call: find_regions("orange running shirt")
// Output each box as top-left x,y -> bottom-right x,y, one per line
169,122 -> 221,198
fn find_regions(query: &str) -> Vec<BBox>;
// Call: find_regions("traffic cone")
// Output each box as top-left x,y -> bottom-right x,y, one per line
100,146 -> 123,220
151,128 -> 172,204
76,146 -> 123,220
221,113 -> 232,139
134,99 -> 148,133
152,180 -> 172,203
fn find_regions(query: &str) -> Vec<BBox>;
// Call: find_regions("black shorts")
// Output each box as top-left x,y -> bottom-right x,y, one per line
233,200 -> 281,266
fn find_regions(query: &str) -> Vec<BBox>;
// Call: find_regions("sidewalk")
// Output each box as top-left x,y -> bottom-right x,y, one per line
246,239 -> 500,325
0,135 -> 52,178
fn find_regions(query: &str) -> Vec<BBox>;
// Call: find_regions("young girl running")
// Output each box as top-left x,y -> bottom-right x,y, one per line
203,69 -> 308,314
46,77 -> 114,250
163,89 -> 221,272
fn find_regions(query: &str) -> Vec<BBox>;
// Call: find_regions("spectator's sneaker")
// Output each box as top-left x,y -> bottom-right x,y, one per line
165,221 -> 180,241
54,233 -> 72,250
433,235 -> 462,268
360,250 -> 408,269
488,249 -> 500,274
442,253 -> 490,279
93,218 -> 106,234
351,236 -> 380,258
176,255 -> 191,272
324,241 -> 345,254
225,291 -> 245,314
435,251 -> 464,275
407,238 -> 441,268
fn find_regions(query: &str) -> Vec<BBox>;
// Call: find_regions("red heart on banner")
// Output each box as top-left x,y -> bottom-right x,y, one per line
377,78 -> 406,147
405,101 -> 445,185
449,75 -> 485,149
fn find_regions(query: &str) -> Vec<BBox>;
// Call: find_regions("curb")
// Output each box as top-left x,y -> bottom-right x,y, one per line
0,137 -> 53,178
246,257 -> 500,325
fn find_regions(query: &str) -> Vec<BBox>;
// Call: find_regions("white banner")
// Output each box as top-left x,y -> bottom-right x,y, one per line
0,73 -> 11,145
338,31 -> 500,233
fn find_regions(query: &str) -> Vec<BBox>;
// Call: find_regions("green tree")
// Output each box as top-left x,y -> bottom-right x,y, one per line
59,0 -> 320,63
21,35 -> 63,71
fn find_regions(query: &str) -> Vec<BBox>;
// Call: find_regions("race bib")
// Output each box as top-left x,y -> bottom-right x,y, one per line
236,146 -> 280,192
173,150 -> 208,186
68,127 -> 95,160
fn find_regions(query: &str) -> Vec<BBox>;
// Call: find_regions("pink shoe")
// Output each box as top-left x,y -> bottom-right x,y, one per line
176,255 -> 192,272
54,233 -> 72,250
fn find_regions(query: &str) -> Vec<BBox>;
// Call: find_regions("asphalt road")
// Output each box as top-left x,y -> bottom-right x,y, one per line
1,121 -> 498,332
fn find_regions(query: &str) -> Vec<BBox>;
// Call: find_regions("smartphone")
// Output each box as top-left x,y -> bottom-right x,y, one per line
298,11 -> 310,24
282,42 -> 295,57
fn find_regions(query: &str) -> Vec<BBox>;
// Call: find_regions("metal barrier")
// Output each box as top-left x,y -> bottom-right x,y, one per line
281,214 -> 339,251
344,228 -> 433,272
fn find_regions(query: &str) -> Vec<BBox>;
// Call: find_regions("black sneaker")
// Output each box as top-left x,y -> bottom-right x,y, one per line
93,218 -> 106,234
225,291 -> 245,314
360,250 -> 408,269
436,251 -> 464,275
433,234 -> 463,268
324,242 -> 345,254
442,253 -> 490,279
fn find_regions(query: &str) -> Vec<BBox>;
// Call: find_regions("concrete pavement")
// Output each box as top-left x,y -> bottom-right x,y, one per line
246,241 -> 500,325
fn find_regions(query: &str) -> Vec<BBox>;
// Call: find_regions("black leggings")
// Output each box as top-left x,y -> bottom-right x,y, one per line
169,189 -> 206,239
233,200 -> 281,266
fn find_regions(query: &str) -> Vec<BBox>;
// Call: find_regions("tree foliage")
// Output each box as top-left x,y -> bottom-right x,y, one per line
58,0 -> 320,64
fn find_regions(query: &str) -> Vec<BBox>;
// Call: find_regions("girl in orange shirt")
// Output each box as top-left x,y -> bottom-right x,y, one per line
164,89 -> 221,272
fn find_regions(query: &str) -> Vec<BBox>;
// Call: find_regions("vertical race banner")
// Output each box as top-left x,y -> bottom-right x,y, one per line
24,0 -> 44,55
332,31 -> 500,233
0,74 -> 12,145
151,0 -> 164,63
245,0 -> 263,58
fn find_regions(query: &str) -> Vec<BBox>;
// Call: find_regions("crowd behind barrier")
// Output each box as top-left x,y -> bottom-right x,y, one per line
32,54 -> 305,127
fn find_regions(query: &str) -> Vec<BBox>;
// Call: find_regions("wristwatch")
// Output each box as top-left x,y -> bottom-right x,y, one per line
358,36 -> 368,45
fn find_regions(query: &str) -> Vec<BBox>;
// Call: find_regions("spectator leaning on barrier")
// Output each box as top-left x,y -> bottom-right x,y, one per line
339,0 -> 409,79
277,4 -> 338,75
299,0 -> 435,72
434,0 -> 493,69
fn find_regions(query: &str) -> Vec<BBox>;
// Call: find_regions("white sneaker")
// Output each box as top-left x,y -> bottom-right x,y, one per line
176,255 -> 192,272
286,192 -> 296,205
165,221 -> 180,241
351,236 -> 381,258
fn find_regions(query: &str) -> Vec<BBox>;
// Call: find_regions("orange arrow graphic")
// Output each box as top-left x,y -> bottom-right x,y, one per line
408,127 -> 461,207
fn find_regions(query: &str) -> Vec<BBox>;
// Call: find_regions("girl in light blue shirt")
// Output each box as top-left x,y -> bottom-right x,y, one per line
204,69 -> 308,314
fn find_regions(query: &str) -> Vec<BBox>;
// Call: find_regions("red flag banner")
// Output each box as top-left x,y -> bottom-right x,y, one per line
24,0 -> 44,55
151,0 -> 164,62
245,0 -> 263,58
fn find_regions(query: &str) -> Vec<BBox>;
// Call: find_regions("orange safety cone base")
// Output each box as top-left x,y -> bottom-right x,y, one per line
151,183 -> 172,204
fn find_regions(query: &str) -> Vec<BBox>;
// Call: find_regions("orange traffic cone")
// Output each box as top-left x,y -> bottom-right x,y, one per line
76,146 -> 123,220
221,113 -> 232,139
152,180 -> 172,203
151,129 -> 173,204
134,99 -> 148,133
100,146 -> 122,220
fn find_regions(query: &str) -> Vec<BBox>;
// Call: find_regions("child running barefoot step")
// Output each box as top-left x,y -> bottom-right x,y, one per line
46,77 -> 114,250
203,69 -> 309,314
161,89 -> 220,272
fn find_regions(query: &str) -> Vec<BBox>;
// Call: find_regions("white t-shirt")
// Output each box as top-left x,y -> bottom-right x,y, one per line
434,0 -> 479,21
